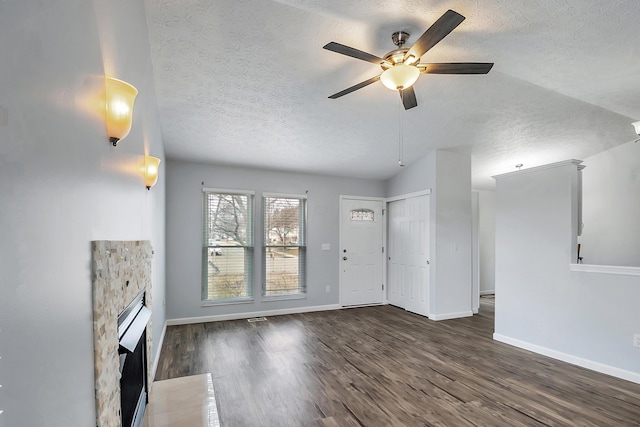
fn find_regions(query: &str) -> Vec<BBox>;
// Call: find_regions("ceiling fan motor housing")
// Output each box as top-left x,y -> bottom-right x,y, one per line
383,32 -> 419,68
382,48 -> 410,69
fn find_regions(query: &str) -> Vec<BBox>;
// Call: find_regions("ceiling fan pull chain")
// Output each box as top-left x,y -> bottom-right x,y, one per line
398,90 -> 404,167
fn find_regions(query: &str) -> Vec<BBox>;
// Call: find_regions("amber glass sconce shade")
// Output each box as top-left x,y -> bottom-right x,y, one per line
143,156 -> 161,190
105,77 -> 138,146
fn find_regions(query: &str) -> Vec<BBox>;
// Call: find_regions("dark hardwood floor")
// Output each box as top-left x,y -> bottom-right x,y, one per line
155,298 -> 640,426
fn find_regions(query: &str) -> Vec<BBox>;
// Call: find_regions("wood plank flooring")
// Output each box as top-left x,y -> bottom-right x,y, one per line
155,299 -> 640,426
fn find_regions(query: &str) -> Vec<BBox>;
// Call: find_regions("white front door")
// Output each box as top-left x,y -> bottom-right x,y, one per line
387,195 -> 430,317
340,198 -> 384,306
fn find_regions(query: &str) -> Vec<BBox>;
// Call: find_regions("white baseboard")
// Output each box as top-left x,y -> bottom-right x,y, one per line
151,322 -> 167,381
430,310 -> 473,321
493,333 -> 640,385
480,290 -> 495,296
166,304 -> 343,326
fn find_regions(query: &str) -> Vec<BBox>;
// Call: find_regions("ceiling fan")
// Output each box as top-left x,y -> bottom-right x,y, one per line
323,10 -> 494,110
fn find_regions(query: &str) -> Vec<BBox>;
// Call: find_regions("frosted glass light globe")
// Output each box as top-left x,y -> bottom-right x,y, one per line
380,64 -> 420,90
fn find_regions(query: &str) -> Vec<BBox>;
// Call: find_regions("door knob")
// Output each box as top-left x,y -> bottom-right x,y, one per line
343,256 -> 348,261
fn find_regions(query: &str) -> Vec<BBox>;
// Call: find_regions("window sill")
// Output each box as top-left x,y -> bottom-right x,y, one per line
201,298 -> 254,307
262,294 -> 307,302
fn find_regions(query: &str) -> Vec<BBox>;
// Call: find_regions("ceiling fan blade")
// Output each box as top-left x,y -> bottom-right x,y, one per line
323,42 -> 384,65
405,10 -> 465,61
328,75 -> 381,99
419,62 -> 494,74
400,87 -> 417,110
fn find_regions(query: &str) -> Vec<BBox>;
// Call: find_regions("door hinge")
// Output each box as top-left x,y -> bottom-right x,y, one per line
382,246 -> 384,253
382,284 -> 384,290
382,209 -> 385,215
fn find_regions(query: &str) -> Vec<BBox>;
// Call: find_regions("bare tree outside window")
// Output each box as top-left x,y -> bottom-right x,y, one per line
203,191 -> 254,301
265,199 -> 299,245
263,195 -> 306,297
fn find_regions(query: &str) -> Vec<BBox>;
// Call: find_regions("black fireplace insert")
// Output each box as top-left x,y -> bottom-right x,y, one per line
118,291 -> 151,427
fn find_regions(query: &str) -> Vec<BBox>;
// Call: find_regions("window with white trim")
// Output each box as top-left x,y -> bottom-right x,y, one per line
202,189 -> 254,302
263,194 -> 307,297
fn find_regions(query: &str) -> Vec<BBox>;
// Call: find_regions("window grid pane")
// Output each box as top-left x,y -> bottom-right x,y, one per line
203,192 -> 254,302
350,208 -> 375,221
263,196 -> 306,296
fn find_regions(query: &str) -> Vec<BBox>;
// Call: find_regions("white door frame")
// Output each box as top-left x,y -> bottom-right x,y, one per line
385,189 -> 432,203
339,195 -> 387,307
472,191 -> 480,313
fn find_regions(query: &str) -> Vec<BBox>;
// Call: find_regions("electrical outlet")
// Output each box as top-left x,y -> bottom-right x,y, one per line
325,285 -> 330,293
634,334 -> 640,348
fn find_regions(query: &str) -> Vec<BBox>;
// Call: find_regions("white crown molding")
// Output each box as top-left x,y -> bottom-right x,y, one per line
570,263 -> 640,276
492,159 -> 583,180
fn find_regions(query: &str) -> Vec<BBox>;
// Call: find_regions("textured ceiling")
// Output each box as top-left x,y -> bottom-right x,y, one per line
144,0 -> 640,188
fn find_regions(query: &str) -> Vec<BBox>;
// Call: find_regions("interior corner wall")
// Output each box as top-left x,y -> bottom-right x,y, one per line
385,151 -> 437,197
432,151 -> 473,318
494,161 -> 640,379
578,140 -> 640,266
165,160 -> 385,321
385,150 -> 473,319
494,163 -> 577,347
0,1 -> 166,425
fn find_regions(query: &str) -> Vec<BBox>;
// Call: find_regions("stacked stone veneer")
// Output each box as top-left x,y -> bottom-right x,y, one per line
92,240 -> 153,427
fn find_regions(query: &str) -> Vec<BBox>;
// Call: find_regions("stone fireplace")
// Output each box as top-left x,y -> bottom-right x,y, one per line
92,241 -> 154,427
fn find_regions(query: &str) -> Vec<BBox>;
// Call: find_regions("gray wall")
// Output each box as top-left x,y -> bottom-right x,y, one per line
0,1 -> 166,425
432,151 -> 473,317
386,151 -> 436,197
494,161 -> 640,378
386,150 -> 473,319
166,160 -> 385,321
477,189 -> 496,294
579,140 -> 640,266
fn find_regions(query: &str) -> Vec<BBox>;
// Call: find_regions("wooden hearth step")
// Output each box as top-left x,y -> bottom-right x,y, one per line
142,373 -> 220,427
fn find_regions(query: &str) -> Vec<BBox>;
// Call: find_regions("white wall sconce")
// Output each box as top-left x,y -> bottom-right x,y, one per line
143,155 -> 161,190
632,121 -> 640,143
105,77 -> 138,146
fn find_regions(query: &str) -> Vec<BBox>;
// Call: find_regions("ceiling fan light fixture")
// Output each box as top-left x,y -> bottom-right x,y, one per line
404,54 -> 419,66
632,121 -> 640,136
380,64 -> 420,90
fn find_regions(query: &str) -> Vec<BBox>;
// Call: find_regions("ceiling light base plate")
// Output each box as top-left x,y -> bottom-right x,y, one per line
391,31 -> 410,47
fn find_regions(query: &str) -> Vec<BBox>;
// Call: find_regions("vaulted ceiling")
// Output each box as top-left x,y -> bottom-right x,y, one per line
144,0 -> 640,188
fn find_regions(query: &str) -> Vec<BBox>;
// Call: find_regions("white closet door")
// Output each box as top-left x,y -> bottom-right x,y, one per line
388,195 -> 430,317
